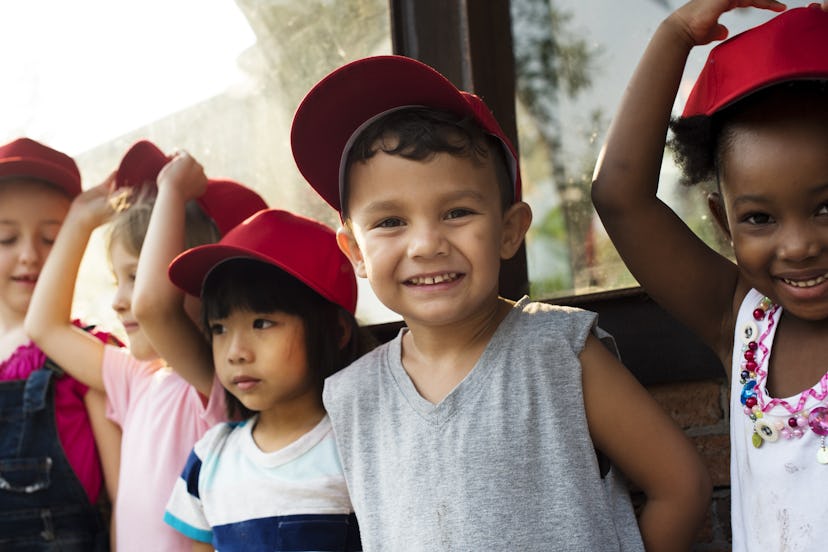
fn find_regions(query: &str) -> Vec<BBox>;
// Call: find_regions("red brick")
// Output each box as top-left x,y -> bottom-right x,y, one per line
647,379 -> 725,429
693,433 -> 730,487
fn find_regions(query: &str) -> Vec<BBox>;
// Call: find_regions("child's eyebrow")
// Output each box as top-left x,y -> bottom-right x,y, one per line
731,194 -> 769,209
359,199 -> 402,214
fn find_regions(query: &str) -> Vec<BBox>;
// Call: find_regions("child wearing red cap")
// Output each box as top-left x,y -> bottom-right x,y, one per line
163,209 -> 368,551
24,142 -> 266,552
592,2 -> 828,550
291,55 -> 711,551
0,137 -> 118,549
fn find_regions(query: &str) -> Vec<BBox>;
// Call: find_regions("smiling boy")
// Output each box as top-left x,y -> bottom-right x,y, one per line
291,55 -> 710,551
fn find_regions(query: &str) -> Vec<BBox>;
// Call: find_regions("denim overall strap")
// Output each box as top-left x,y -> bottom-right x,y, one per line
0,359 -> 108,551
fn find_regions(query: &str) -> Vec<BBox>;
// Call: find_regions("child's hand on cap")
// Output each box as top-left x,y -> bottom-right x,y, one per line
670,0 -> 786,46
157,150 -> 208,201
69,172 -> 117,230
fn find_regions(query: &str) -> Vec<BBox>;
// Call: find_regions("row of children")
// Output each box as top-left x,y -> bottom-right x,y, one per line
1,0 -> 825,550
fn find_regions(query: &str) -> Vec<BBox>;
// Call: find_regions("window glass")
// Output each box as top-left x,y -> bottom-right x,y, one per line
511,0 -> 784,299
2,0 -> 394,334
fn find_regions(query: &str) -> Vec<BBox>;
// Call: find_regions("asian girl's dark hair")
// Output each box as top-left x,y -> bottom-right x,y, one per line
201,258 -> 374,420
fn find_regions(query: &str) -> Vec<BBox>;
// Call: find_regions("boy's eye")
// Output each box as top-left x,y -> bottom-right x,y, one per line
817,204 -> 828,216
446,208 -> 473,220
208,323 -> 226,335
375,217 -> 403,229
0,235 -> 16,246
253,318 -> 274,330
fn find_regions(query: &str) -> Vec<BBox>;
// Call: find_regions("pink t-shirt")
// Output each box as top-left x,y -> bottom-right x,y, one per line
0,340 -> 104,504
102,345 -> 226,552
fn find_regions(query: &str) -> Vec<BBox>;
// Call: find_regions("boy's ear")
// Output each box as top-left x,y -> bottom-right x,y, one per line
336,226 -> 367,278
707,192 -> 732,241
500,201 -> 533,259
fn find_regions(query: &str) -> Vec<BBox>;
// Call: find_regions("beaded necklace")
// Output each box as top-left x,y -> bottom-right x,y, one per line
738,295 -> 828,464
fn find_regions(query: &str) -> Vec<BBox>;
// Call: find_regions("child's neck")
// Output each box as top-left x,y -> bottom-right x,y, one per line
401,297 -> 513,404
251,397 -> 326,453
766,311 -> 828,398
0,317 -> 28,363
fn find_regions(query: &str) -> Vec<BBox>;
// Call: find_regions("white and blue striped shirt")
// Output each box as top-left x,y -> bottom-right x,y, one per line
164,415 -> 360,551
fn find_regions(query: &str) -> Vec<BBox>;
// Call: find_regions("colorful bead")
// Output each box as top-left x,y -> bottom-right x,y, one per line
808,407 -> 828,437
739,295 -> 828,461
752,432 -> 764,448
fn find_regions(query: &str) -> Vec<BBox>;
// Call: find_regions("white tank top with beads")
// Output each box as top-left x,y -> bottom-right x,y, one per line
730,288 -> 828,551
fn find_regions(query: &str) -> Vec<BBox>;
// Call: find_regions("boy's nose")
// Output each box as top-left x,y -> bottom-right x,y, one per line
407,224 -> 448,259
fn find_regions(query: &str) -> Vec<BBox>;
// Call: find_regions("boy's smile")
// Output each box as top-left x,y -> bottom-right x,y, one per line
720,108 -> 828,321
341,149 -> 529,330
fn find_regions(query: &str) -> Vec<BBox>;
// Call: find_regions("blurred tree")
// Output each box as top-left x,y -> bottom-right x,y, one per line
511,0 -> 601,293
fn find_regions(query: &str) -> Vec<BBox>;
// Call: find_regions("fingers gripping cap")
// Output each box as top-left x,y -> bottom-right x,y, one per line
115,140 -> 267,236
168,209 -> 358,314
290,55 -> 522,212
0,137 -> 81,198
682,4 -> 828,118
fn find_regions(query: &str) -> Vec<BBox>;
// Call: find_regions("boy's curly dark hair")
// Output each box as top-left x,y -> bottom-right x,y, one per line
344,107 -> 514,215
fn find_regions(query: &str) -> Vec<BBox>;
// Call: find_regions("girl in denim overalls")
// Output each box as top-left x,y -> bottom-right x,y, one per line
0,137 -> 114,550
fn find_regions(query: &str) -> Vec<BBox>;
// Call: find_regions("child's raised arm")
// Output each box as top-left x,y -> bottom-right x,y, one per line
580,334 -> 711,551
24,177 -> 116,390
132,152 -> 214,397
591,0 -> 784,354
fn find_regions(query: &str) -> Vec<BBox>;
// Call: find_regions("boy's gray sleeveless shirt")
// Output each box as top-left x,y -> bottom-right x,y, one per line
323,297 -> 644,551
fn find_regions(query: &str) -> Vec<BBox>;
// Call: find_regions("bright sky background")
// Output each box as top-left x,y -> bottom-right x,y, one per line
0,0 -> 255,156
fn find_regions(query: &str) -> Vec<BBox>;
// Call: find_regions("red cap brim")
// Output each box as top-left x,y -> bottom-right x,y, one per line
168,209 -> 357,314
682,4 -> 828,118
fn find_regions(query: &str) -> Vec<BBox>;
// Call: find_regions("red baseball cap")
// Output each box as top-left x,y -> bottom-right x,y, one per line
115,140 -> 268,236
0,137 -> 81,198
682,3 -> 828,118
290,55 -> 522,212
168,209 -> 357,314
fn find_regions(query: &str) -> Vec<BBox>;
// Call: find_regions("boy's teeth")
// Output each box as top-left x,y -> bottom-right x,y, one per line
410,273 -> 457,285
783,273 -> 828,288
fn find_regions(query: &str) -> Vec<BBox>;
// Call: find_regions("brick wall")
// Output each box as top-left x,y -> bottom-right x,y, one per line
648,378 -> 732,551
